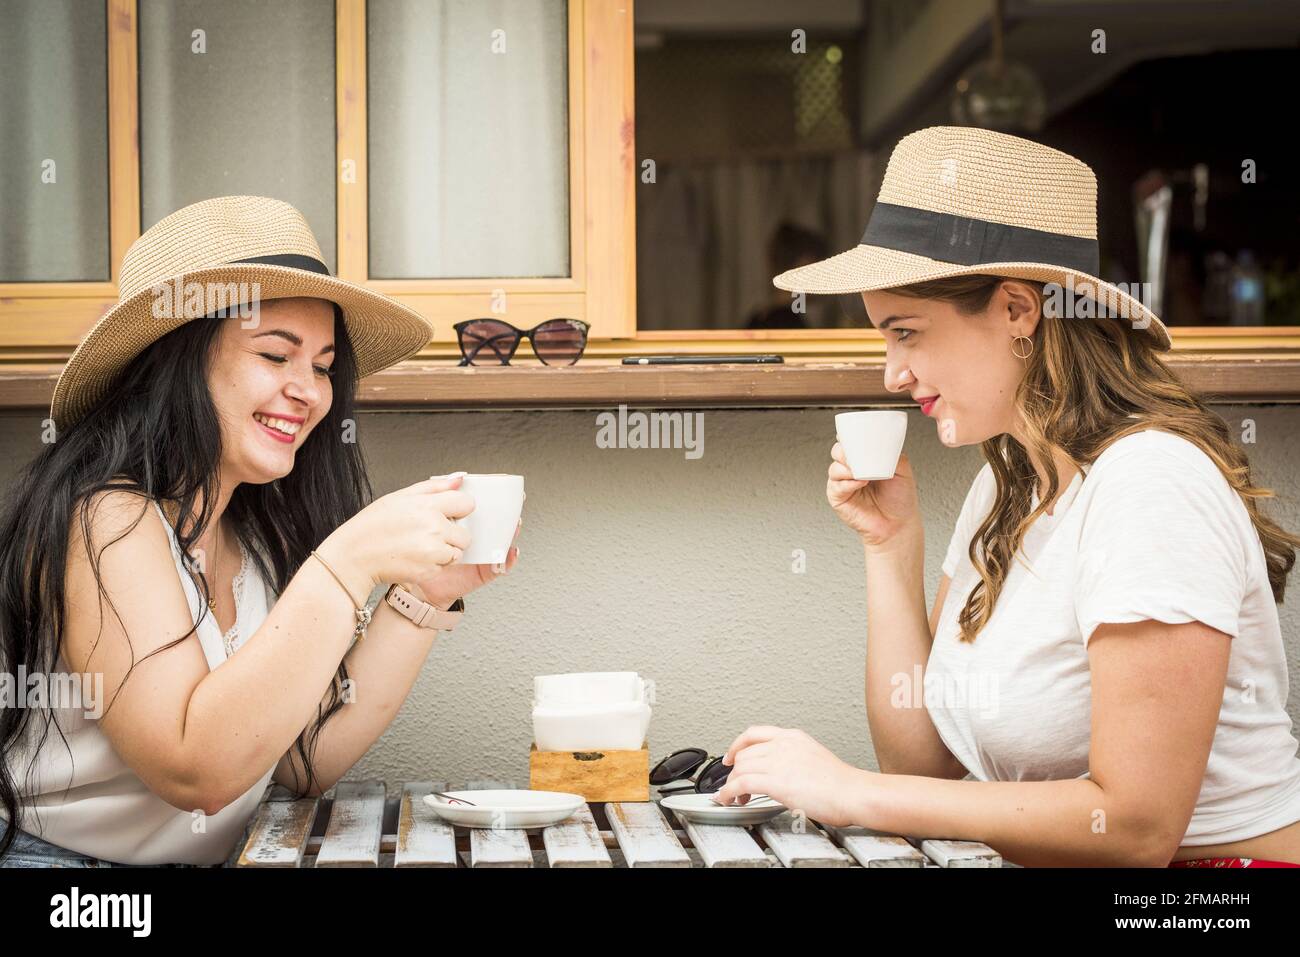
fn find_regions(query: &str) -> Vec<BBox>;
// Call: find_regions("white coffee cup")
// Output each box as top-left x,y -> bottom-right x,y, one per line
834,410 -> 907,480
452,473 -> 524,565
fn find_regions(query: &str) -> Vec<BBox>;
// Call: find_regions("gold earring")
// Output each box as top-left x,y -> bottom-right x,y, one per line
1011,335 -> 1034,359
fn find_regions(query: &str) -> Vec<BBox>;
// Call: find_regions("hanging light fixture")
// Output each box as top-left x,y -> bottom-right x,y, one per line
951,0 -> 1047,133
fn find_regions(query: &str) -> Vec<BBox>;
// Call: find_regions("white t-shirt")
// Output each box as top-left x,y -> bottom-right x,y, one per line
8,500 -> 278,865
927,429 -> 1300,846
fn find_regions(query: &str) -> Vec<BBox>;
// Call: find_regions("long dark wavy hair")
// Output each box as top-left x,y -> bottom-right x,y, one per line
891,274 -> 1300,644
0,301 -> 368,856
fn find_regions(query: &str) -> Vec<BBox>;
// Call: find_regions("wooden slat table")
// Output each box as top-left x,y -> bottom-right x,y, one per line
229,779 -> 1011,869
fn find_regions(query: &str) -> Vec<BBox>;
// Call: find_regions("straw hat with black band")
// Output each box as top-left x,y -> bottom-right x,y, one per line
50,194 -> 435,429
773,125 -> 1172,352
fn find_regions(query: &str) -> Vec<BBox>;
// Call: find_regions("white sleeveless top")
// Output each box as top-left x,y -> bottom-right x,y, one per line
8,501 -> 279,865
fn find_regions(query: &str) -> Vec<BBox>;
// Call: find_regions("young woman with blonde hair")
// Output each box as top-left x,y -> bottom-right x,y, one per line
717,127 -> 1300,868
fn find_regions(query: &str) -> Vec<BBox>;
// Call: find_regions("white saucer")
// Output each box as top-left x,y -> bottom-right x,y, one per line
660,792 -> 787,826
422,789 -> 585,829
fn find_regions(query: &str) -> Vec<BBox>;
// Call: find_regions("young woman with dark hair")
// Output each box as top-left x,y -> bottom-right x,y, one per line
0,197 -> 519,867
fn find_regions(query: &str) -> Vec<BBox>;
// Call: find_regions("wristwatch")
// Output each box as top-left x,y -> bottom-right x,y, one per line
382,583 -> 465,631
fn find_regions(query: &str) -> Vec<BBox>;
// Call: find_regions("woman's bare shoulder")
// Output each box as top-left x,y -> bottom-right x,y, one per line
64,483 -> 179,609
67,483 -> 160,558
62,483 -> 195,672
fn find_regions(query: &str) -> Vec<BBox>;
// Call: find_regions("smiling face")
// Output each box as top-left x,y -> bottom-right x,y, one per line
207,296 -> 337,485
864,280 -> 1043,447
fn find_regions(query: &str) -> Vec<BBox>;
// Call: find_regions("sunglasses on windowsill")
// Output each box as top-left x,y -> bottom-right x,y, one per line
453,317 -> 590,367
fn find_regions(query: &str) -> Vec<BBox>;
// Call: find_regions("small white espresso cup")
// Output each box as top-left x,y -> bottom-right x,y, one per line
834,411 -> 908,480
452,473 -> 524,565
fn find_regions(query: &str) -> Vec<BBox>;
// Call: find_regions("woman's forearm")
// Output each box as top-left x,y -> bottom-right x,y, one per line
862,531 -> 962,778
275,590 -> 440,795
178,554 -> 364,810
850,768 -> 1168,867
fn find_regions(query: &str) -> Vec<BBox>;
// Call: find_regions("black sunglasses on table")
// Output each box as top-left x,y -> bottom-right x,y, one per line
649,747 -> 733,795
454,317 -> 590,366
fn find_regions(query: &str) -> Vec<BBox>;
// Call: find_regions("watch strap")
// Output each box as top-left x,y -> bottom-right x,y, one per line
384,583 -> 464,631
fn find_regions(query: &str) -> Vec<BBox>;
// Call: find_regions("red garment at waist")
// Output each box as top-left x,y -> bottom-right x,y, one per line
1169,857 -> 1299,868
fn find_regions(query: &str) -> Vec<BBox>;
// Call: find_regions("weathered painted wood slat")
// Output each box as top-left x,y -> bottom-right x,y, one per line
668,812 -> 769,868
918,838 -> 1003,867
235,788 -> 318,868
315,780 -> 386,867
823,825 -> 928,867
541,803 -> 612,868
606,802 -> 691,868
469,826 -> 534,868
395,782 -> 458,868
757,813 -> 851,868
463,780 -> 534,868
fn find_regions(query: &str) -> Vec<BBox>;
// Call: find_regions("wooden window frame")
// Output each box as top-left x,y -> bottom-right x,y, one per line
0,0 -> 635,360
336,0 -> 635,346
1,0 -> 1298,405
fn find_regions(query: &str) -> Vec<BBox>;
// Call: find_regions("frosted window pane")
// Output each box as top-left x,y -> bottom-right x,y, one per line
367,0 -> 569,279
139,0 -> 337,272
0,0 -> 109,281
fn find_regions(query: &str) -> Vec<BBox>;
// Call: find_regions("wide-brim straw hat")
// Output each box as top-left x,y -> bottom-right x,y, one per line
51,195 -> 434,427
773,126 -> 1172,351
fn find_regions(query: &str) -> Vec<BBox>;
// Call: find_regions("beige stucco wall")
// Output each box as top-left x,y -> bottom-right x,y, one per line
1,404 -> 1297,791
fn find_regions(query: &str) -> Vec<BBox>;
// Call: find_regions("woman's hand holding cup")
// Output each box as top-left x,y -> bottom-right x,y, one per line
412,517 -> 521,606
411,472 -> 525,606
827,443 -> 922,551
315,473 -> 476,604
408,473 -> 525,605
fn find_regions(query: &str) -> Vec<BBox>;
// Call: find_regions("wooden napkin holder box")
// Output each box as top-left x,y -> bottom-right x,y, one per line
528,742 -> 650,803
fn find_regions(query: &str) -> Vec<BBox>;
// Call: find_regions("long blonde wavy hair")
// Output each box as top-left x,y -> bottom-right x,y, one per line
890,274 -> 1300,644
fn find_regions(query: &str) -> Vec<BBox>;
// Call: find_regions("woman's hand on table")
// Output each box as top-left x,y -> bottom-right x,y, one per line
713,725 -> 876,829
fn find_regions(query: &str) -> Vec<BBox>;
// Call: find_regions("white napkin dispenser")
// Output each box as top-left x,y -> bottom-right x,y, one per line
531,671 -> 652,752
